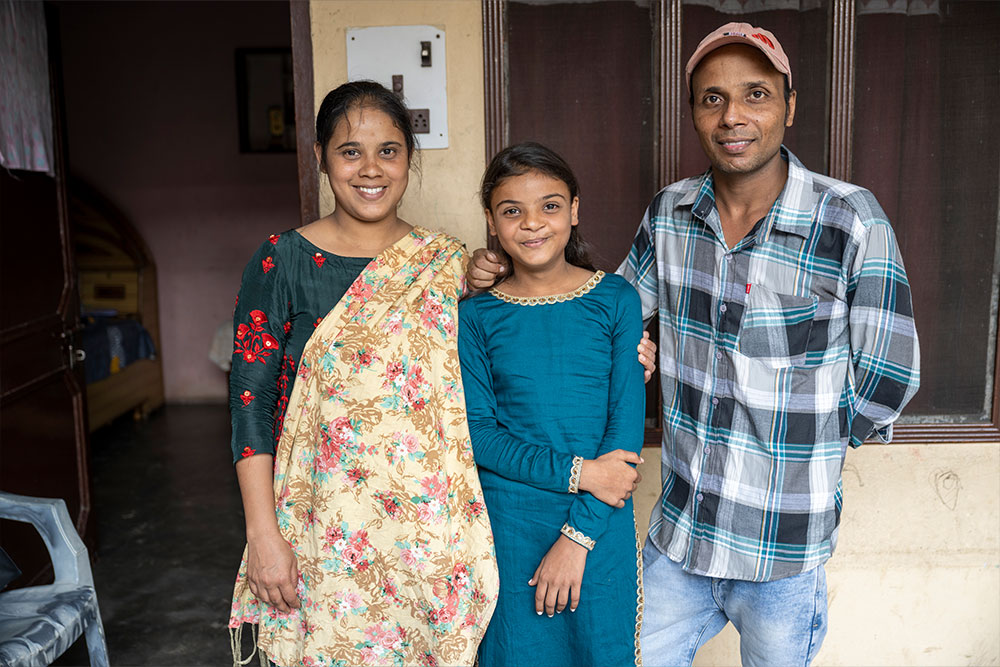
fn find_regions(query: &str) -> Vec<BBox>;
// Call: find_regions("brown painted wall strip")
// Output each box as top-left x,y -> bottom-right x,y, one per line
291,0 -> 318,225
827,0 -> 855,182
482,0 -> 507,163
657,0 -> 682,189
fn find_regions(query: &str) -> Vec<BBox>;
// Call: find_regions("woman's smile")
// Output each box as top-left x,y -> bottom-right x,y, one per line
354,185 -> 388,199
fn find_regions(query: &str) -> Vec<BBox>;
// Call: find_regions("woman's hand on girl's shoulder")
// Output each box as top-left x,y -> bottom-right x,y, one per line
529,535 -> 588,616
580,450 -> 643,508
466,248 -> 507,292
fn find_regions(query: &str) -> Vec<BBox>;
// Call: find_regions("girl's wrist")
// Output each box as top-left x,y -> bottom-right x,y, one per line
577,459 -> 595,493
557,532 -> 591,554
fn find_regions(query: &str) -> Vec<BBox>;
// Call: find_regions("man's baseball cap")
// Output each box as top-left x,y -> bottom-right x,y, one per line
685,22 -> 791,92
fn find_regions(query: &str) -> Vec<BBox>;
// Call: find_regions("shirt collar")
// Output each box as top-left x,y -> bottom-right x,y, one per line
683,146 -> 818,241
769,147 -> 818,239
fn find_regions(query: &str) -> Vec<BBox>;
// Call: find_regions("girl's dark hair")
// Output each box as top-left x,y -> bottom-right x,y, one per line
480,142 -> 596,277
315,80 -> 418,170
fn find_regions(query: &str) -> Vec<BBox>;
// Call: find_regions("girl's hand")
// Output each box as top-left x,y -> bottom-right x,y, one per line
529,535 -> 588,616
638,331 -> 657,383
580,449 -> 643,508
246,531 -> 300,613
467,248 -> 507,291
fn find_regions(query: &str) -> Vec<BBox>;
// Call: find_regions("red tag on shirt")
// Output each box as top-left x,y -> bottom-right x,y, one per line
746,283 -> 752,294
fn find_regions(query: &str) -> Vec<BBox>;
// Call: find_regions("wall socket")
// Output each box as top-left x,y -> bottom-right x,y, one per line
409,109 -> 430,134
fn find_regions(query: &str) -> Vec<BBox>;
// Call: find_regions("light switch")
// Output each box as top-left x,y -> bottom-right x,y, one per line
347,25 -> 448,149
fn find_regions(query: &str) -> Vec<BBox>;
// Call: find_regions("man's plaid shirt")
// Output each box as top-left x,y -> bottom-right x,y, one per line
621,148 -> 920,581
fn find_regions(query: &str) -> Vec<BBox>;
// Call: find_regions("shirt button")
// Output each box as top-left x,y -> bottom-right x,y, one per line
725,255 -> 733,262
704,446 -> 711,454
719,304 -> 728,313
715,351 -> 723,360
711,397 -> 719,406
696,493 -> 705,502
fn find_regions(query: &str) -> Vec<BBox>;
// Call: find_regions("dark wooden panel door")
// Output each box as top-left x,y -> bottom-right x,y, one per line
505,1 -> 661,439
0,3 -> 92,587
507,0 -> 655,272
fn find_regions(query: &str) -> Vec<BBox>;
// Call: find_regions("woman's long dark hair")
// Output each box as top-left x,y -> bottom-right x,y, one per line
480,142 -> 596,281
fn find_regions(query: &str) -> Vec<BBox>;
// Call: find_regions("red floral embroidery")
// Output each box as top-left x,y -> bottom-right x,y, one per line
312,252 -> 325,268
241,446 -> 255,458
273,354 -> 296,444
283,321 -> 291,335
314,317 -> 323,328
269,234 -> 280,245
262,256 -> 275,273
234,309 -> 280,364
240,389 -> 255,406
234,295 -> 239,308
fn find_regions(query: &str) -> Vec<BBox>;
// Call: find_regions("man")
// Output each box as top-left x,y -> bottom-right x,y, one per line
469,22 -> 920,667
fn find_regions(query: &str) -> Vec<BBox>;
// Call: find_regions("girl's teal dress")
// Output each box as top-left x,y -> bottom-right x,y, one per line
458,270 -> 645,667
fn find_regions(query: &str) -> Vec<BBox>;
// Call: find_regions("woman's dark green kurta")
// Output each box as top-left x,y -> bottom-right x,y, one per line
229,231 -> 370,463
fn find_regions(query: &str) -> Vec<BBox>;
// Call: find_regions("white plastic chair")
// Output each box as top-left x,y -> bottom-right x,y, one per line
0,492 -> 109,667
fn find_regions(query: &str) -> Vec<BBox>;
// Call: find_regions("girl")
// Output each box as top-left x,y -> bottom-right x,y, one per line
458,142 -> 645,667
227,81 -> 499,667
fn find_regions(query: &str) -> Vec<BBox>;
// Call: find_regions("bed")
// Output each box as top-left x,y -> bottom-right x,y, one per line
70,179 -> 165,432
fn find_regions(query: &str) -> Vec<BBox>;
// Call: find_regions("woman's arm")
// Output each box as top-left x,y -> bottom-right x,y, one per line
236,454 -> 299,612
230,239 -> 291,464
229,238 -> 299,611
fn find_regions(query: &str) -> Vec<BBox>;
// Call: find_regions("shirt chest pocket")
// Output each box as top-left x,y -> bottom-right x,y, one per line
736,285 -> 819,368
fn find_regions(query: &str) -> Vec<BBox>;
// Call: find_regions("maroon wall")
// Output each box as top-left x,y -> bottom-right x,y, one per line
58,1 -> 299,402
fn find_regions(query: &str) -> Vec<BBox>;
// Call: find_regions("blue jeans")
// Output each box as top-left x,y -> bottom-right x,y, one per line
640,539 -> 828,667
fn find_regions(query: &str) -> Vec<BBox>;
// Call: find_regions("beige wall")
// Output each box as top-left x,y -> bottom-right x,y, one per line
309,3 -> 1000,665
634,443 -> 1000,666
309,0 -> 487,250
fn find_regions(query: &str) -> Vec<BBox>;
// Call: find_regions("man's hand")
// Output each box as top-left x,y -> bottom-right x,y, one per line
529,534 -> 588,616
246,531 -> 300,613
467,248 -> 507,292
579,449 -> 643,508
638,331 -> 657,383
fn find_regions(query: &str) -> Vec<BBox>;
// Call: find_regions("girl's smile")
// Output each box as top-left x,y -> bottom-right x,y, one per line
521,236 -> 549,248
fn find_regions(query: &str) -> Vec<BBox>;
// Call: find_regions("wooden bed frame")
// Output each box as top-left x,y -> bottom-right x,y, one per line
70,179 -> 165,432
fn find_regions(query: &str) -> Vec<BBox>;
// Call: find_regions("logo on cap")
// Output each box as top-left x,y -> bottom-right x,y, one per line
752,33 -> 775,50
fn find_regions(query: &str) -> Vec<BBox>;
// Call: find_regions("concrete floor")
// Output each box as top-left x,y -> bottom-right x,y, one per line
55,405 -> 246,666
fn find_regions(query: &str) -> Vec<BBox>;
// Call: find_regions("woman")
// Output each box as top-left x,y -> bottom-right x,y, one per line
227,81 -> 499,667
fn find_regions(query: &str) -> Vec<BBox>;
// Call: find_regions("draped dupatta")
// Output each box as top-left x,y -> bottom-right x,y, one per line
230,227 -> 498,667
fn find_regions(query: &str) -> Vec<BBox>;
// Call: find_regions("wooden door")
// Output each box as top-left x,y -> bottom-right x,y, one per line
0,3 -> 93,586
506,1 -> 656,272
501,1 -> 662,439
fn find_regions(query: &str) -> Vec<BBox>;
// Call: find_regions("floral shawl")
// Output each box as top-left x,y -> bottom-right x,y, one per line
229,227 -> 499,667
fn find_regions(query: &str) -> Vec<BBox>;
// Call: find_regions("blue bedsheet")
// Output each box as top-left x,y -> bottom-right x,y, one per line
81,316 -> 156,384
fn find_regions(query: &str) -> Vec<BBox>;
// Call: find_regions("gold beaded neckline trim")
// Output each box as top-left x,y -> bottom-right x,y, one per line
489,270 -> 605,306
